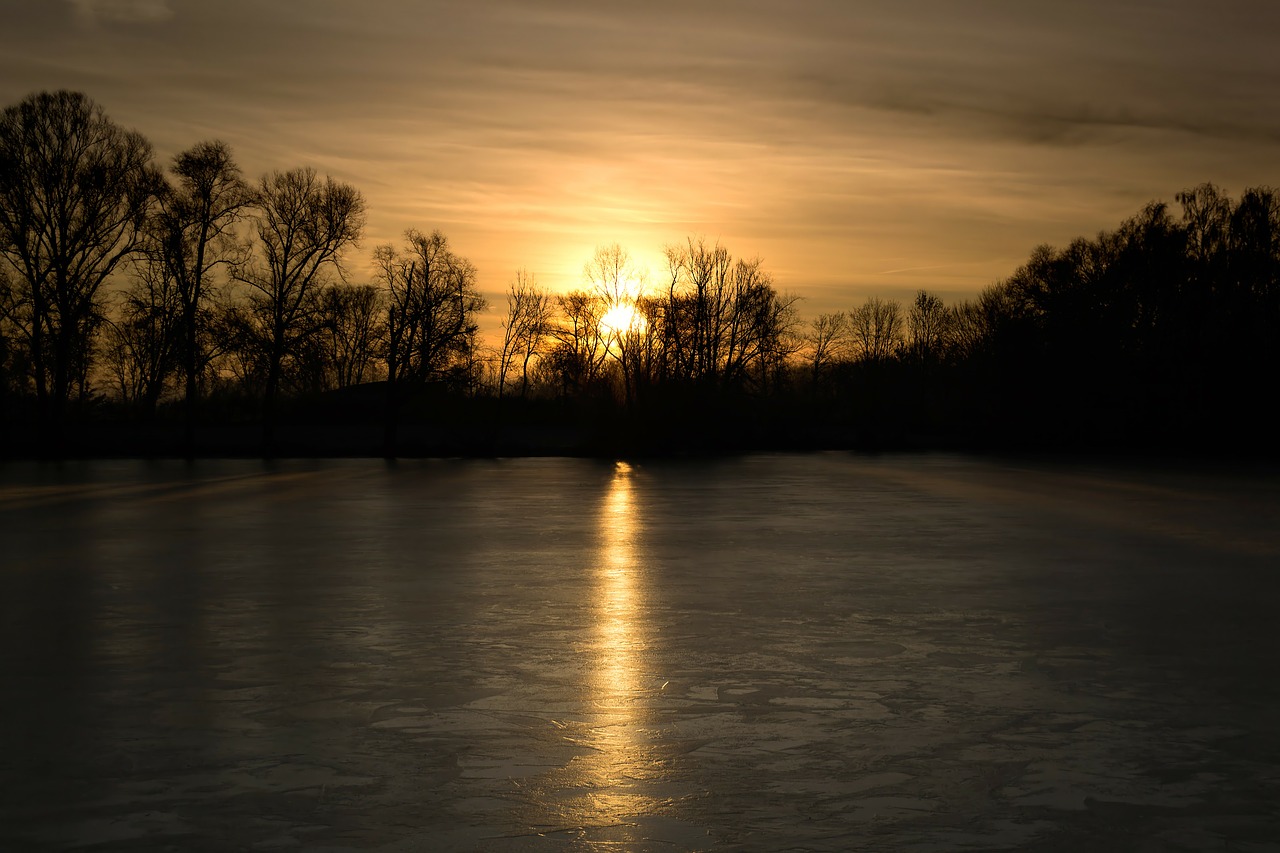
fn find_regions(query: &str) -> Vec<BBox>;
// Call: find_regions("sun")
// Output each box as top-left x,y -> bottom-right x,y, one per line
600,301 -> 647,339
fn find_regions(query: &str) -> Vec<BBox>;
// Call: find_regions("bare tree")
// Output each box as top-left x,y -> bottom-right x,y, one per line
850,296 -> 904,363
100,254 -> 181,412
0,260 -> 31,399
376,229 -> 484,388
318,283 -> 385,389
950,299 -> 988,361
545,289 -> 609,397
1177,183 -> 1233,266
209,296 -> 270,396
584,244 -> 648,402
907,290 -> 951,365
232,167 -> 365,444
0,90 -> 161,439
154,140 -> 251,440
498,269 -> 552,399
804,311 -> 849,384
620,294 -> 665,400
375,228 -> 484,454
584,243 -> 646,305
661,238 -> 796,394
723,257 -> 798,391
663,237 -> 733,386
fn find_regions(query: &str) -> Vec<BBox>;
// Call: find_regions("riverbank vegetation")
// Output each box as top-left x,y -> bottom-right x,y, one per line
2,91 -> 1277,458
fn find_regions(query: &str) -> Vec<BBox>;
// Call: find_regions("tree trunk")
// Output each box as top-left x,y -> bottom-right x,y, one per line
262,345 -> 282,457
183,315 -> 198,457
383,364 -> 399,459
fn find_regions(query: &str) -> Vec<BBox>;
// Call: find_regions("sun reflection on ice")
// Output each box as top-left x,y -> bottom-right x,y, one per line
557,460 -> 666,831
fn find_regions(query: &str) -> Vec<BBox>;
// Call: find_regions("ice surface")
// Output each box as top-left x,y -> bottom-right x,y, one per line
1,454 -> 1278,850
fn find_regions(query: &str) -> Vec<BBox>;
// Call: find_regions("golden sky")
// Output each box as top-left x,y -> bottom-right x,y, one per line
3,0 -> 1279,320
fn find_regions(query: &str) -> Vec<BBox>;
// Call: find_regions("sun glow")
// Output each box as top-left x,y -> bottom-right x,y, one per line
600,301 -> 647,339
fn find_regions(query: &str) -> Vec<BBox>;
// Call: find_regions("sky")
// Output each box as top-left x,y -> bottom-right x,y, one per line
3,0 -> 1279,325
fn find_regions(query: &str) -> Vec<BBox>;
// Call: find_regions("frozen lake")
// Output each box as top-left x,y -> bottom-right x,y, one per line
2,453 -> 1278,851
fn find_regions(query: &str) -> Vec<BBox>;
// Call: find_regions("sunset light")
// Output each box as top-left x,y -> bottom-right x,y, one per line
4,3 -> 1278,457
5,1 -> 1277,326
599,301 -> 647,341
551,460 -> 662,828
4,3 -> 1280,850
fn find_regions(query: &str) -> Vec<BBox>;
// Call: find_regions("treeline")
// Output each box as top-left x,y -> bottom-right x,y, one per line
931,186 -> 1280,450
1,90 -> 1276,457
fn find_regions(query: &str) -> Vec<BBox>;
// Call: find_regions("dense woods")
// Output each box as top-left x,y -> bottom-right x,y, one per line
1,91 -> 1277,457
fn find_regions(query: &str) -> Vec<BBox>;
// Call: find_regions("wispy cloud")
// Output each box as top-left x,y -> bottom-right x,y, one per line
69,0 -> 174,26
6,0 -> 1280,314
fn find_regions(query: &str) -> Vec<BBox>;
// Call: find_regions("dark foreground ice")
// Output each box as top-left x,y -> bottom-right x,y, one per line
1,453 -> 1278,851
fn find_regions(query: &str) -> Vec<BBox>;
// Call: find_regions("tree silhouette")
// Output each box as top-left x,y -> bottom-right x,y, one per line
100,252 -> 180,413
498,269 -> 552,399
375,228 -> 484,454
849,296 -> 903,364
584,244 -> 648,404
5,92 -> 1280,457
376,229 -> 483,387
661,238 -> 732,388
0,90 -> 161,443
0,264 -> 33,418
906,290 -> 951,367
232,167 -> 365,449
545,289 -> 609,398
154,140 -> 251,447
317,283 -> 385,390
659,238 -> 797,397
803,311 -> 849,388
